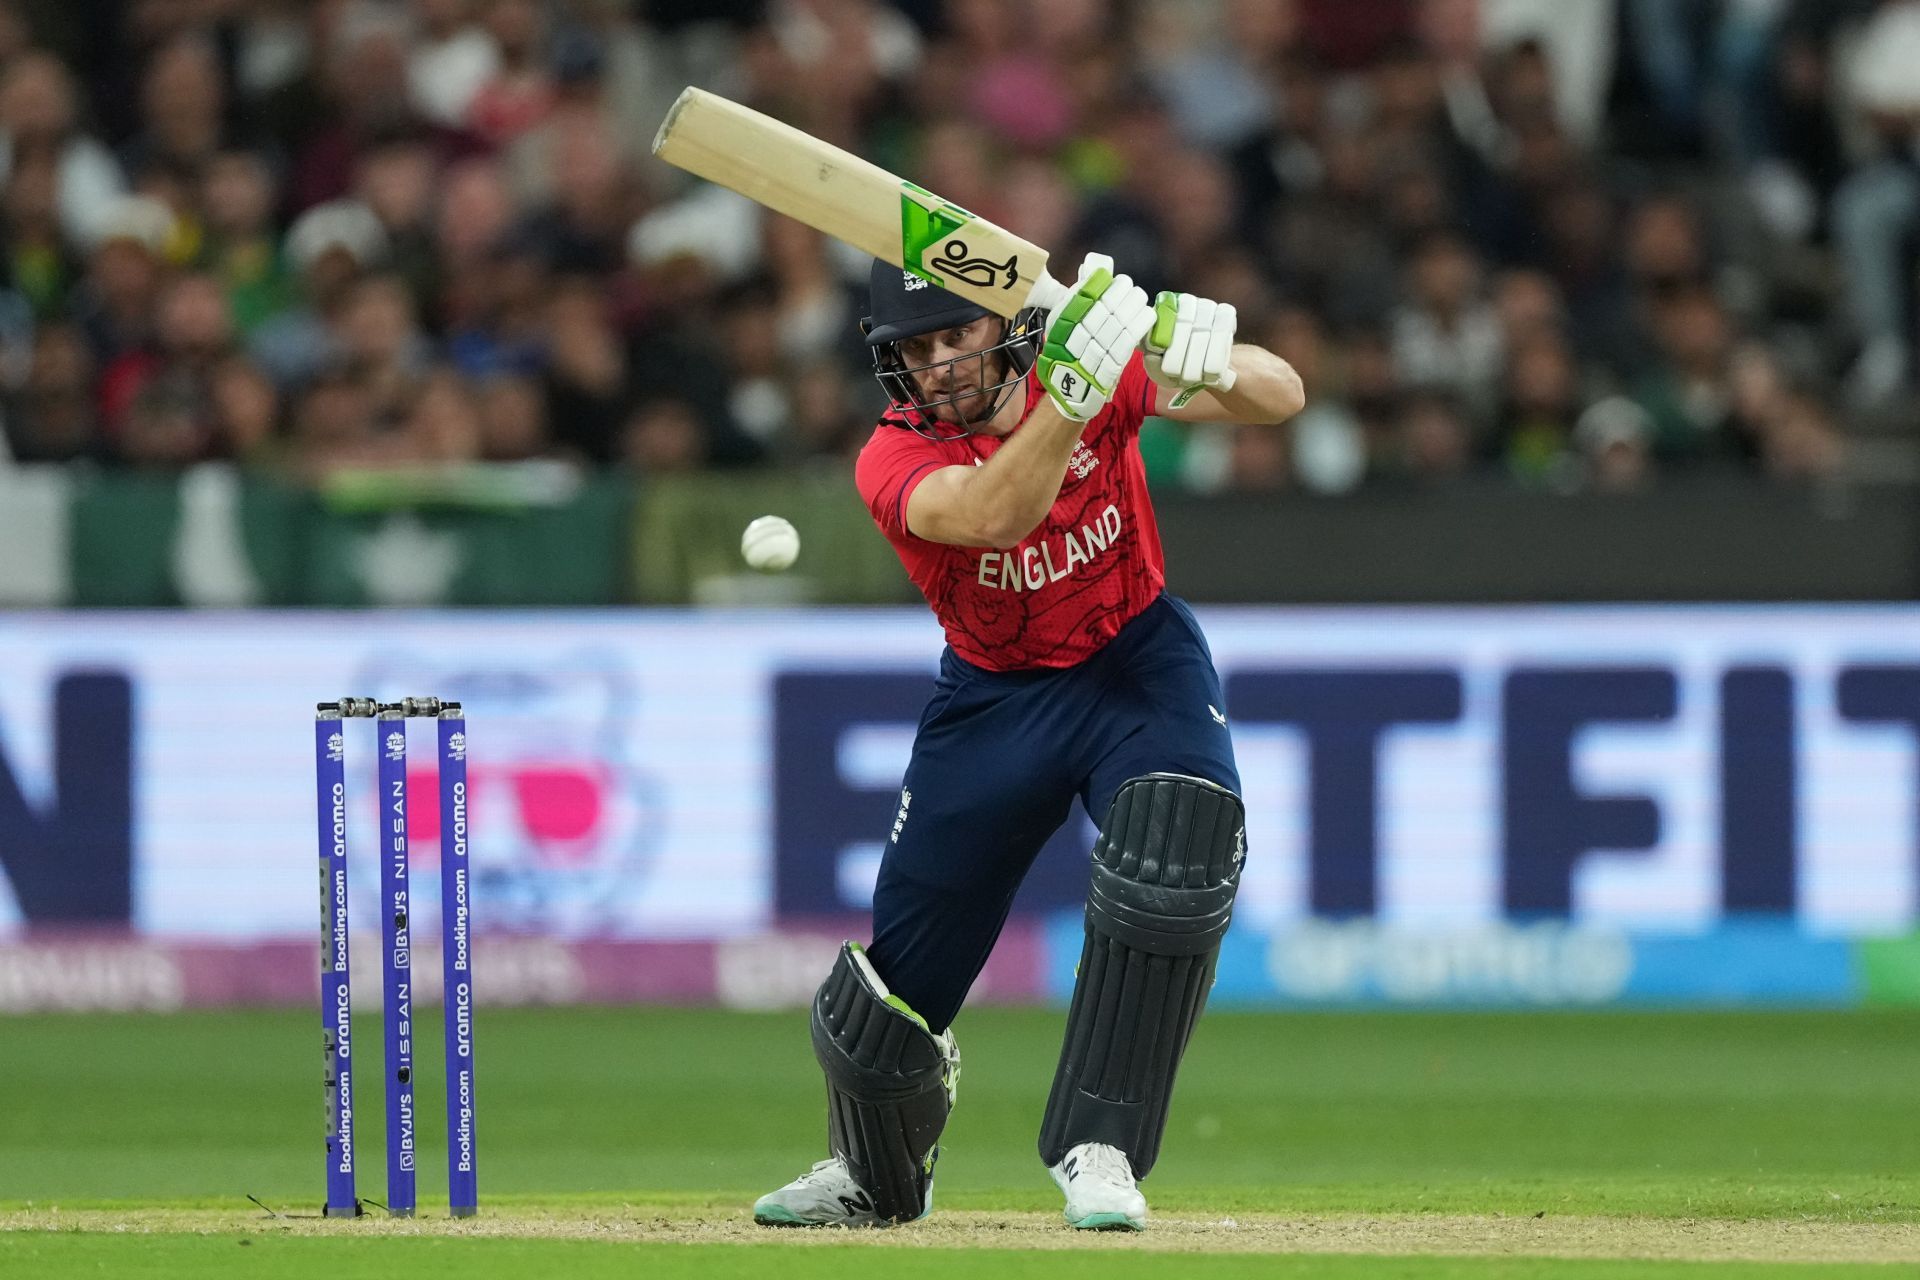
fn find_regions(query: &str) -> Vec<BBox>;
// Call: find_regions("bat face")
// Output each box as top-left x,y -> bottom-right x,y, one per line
653,87 -> 1063,319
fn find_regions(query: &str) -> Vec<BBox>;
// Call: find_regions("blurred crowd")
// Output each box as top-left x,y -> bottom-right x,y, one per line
0,0 -> 1917,494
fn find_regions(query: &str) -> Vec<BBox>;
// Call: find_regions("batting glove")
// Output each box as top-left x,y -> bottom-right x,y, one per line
1035,253 -> 1154,422
1143,290 -> 1237,408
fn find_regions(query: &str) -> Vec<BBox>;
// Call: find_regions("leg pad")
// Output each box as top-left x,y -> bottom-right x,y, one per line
812,942 -> 958,1221
1038,773 -> 1245,1176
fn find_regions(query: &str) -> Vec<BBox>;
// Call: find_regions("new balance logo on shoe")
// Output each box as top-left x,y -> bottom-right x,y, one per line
1050,1143 -> 1148,1232
754,1156 -> 895,1229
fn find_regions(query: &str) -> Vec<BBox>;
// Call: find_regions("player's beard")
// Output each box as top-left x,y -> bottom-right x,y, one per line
920,348 -> 1009,428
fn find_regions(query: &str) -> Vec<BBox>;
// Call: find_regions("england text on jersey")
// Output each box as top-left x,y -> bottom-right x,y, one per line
976,505 -> 1122,591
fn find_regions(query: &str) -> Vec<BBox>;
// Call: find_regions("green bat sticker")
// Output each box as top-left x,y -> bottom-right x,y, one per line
900,182 -> 971,287
901,182 -> 1021,294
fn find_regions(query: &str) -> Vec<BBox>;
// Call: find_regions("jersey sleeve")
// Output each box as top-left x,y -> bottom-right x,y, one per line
855,424 -> 948,541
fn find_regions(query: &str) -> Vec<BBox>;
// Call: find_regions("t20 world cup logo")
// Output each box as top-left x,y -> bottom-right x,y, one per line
356,653 -> 662,933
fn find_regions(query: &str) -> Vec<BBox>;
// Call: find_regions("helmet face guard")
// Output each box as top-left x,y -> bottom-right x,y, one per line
865,308 -> 1048,441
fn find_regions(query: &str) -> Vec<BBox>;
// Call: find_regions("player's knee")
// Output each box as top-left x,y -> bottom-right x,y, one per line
1090,773 -> 1246,952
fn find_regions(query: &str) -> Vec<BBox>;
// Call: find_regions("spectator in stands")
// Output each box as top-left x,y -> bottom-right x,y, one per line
1491,268 -> 1567,349
785,360 -> 866,461
761,217 -> 856,369
6,320 -> 97,462
69,194 -> 172,366
106,272 -> 236,465
1391,390 -> 1471,486
337,273 -> 433,431
1495,329 -> 1585,486
432,156 -> 515,333
1624,194 -> 1711,300
1073,98 -> 1179,293
1634,286 -> 1741,465
118,375 -> 210,467
1534,179 -> 1635,368
718,279 -> 786,449
510,113 -> 631,275
466,0 -> 554,146
2,146 -> 79,321
405,365 -> 483,463
618,244 -> 758,467
475,370 -> 551,460
1722,341 -> 1848,485
1576,396 -> 1655,494
1147,0 -> 1287,150
1391,229 -> 1504,420
208,354 -> 282,466
408,0 -> 501,130
1224,422 -> 1292,492
354,135 -> 444,313
0,50 -> 124,249
1726,341 -> 1795,459
621,396 -> 706,474
1761,8 -> 1850,243
252,198 -> 387,388
1152,149 -> 1242,290
291,368 -> 378,477
119,33 -> 232,182
1342,326 -> 1402,471
1761,389 -> 1847,483
1266,306 -> 1365,493
1228,47 -> 1328,245
289,5 -> 420,212
1832,0 -> 1920,405
444,226 -> 549,380
0,0 -> 1908,496
200,150 -> 292,336
561,0 -> 682,176
541,276 -> 630,464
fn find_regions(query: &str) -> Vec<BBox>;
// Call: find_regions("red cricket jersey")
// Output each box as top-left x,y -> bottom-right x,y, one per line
855,353 -> 1166,671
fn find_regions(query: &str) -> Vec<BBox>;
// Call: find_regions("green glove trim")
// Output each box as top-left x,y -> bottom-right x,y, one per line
1055,268 -> 1113,329
1149,291 -> 1179,351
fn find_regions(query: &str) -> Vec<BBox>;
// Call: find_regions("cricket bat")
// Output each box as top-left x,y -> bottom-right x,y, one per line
650,86 -> 1233,394
651,86 -> 1070,316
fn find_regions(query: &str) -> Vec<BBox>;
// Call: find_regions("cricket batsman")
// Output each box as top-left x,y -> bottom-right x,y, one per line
754,254 -> 1306,1231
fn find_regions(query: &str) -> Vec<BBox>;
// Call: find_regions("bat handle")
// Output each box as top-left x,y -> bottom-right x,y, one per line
1022,273 -> 1071,315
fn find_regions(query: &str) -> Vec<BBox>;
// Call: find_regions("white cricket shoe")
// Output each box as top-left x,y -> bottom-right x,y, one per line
753,1157 -> 924,1228
1049,1141 -> 1148,1231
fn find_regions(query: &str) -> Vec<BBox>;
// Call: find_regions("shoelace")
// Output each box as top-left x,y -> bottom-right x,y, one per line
1073,1144 -> 1136,1185
794,1158 -> 848,1188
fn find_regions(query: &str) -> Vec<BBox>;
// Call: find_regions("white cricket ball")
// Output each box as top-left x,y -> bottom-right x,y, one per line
741,514 -> 800,571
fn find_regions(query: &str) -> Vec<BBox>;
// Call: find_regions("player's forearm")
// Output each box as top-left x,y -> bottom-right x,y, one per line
965,401 -> 1084,547
1212,346 -> 1306,424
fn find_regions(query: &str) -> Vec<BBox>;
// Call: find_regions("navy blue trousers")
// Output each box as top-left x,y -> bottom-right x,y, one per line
865,593 -> 1241,1034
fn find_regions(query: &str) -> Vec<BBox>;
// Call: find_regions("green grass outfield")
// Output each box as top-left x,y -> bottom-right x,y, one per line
2,1007 -> 1916,1277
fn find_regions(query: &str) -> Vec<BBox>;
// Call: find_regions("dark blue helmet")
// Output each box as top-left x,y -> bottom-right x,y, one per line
860,260 -> 1046,440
